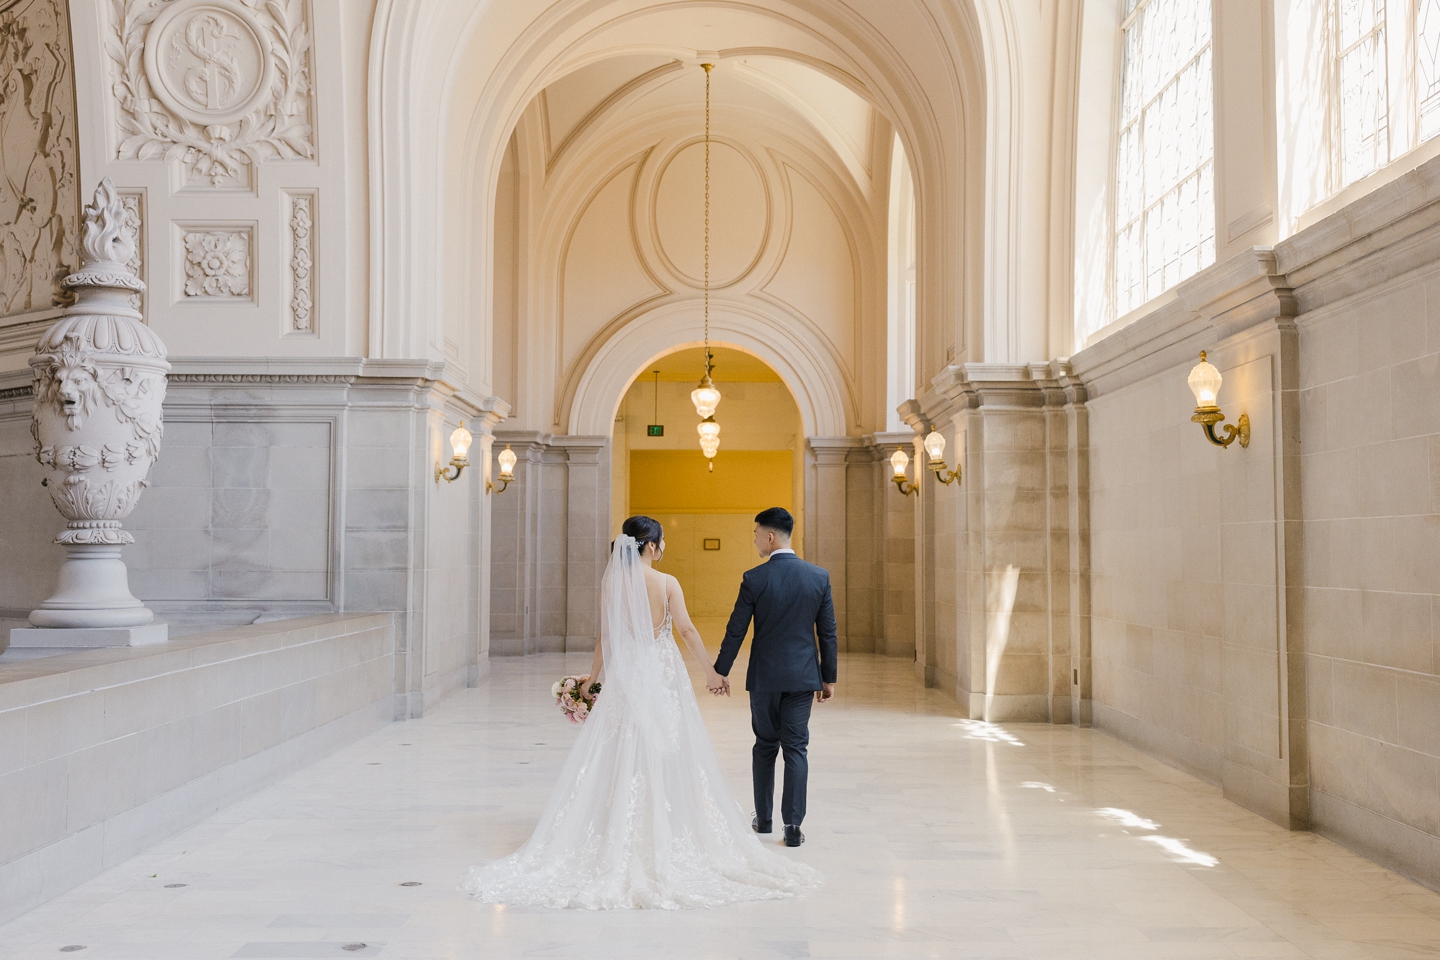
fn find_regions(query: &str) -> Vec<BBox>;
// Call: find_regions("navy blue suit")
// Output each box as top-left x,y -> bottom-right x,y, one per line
714,551 -> 838,827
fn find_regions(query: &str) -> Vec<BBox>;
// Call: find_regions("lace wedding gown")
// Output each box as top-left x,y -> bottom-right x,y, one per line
459,536 -> 821,910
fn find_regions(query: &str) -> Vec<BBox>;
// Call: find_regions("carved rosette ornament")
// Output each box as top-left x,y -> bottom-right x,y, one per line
27,178 -> 170,629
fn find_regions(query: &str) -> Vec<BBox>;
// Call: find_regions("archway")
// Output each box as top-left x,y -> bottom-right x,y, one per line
612,346 -> 803,641
475,8 -> 939,663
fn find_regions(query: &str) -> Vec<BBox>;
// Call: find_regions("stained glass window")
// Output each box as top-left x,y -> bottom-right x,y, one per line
1114,0 -> 1214,318
1336,0 -> 1389,186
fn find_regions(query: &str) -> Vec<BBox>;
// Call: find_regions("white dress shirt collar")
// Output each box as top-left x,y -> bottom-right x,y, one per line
767,547 -> 796,559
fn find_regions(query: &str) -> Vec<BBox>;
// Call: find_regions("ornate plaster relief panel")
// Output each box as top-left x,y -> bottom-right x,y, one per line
41,0 -> 355,364
106,0 -> 315,189
284,191 -> 313,333
0,0 -> 80,320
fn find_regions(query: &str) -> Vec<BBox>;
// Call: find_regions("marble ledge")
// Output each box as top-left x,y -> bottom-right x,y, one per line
0,613 -> 394,712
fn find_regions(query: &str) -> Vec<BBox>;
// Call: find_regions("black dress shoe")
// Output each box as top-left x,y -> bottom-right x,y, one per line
752,816 -> 772,834
783,825 -> 804,847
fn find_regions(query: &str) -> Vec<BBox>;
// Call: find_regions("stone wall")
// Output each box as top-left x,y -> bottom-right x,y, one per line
1076,276 -> 1303,827
1297,260 -> 1440,888
1063,154 -> 1440,887
0,363 -> 503,718
907,364 -> 1088,722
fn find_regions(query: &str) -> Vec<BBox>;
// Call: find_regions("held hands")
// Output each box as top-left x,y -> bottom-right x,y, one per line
706,670 -> 731,697
816,682 -> 835,704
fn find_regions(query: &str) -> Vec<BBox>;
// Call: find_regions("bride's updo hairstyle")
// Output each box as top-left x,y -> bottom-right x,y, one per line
621,515 -> 663,554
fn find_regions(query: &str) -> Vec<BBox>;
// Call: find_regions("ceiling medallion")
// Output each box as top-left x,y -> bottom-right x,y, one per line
691,62 -> 721,472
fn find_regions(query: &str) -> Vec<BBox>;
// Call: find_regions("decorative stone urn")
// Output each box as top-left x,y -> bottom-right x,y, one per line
27,178 -> 169,629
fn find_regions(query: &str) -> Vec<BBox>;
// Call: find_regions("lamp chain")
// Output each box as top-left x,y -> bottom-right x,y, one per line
703,61 -> 712,374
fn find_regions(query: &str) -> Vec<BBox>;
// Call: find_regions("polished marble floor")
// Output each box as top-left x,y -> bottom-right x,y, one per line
3,651 -> 1440,959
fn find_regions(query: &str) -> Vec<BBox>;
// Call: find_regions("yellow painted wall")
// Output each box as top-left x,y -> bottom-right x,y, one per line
630,449 -> 793,621
629,450 -> 792,513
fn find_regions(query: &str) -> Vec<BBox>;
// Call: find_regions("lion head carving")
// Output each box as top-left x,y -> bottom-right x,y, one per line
36,335 -> 102,430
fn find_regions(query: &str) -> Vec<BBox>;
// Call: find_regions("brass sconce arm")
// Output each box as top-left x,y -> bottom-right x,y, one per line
486,475 -> 511,494
892,473 -> 919,496
435,457 -> 469,484
1191,407 -> 1250,448
928,459 -> 960,485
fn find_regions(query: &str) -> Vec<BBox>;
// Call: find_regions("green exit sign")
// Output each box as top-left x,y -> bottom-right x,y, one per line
647,424 -> 664,437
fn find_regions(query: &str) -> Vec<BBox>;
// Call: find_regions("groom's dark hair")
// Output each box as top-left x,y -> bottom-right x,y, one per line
754,507 -> 793,537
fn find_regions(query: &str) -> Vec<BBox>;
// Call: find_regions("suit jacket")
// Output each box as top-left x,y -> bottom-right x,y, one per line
714,552 -> 838,692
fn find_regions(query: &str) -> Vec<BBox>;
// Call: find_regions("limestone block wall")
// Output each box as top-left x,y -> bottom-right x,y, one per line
1069,155 -> 1440,888
870,434 -> 918,660
0,365 -> 501,718
1087,364 -> 1227,778
1074,255 -> 1307,829
1297,262 -> 1440,887
489,432 -> 592,655
908,364 -> 1087,722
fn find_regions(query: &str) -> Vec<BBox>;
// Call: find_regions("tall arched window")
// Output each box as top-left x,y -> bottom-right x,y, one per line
1336,0 -> 1389,186
1332,0 -> 1440,188
1113,0 -> 1214,318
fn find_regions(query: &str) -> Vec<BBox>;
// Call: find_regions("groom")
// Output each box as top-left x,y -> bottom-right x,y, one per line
714,507 -> 838,848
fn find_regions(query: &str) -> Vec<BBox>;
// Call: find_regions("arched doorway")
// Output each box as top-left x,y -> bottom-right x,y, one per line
612,346 -> 803,641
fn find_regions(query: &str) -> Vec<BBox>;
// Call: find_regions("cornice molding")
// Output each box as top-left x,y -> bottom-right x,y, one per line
1276,149 -> 1440,313
915,361 -> 1085,423
169,374 -> 355,385
1070,247 -> 1296,399
162,356 -> 509,418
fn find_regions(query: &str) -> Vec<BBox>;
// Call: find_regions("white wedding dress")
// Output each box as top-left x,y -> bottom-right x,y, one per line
459,536 -> 821,910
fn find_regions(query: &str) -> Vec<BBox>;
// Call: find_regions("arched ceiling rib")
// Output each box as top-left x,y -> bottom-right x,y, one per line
533,54 -> 885,198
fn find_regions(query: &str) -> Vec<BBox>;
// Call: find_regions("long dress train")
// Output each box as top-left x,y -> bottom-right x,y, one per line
459,537 -> 821,910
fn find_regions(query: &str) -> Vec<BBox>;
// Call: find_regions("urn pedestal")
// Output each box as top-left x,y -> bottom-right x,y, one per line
8,179 -> 170,650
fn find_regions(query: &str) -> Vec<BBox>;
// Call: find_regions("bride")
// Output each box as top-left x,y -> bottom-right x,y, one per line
460,515 -> 821,909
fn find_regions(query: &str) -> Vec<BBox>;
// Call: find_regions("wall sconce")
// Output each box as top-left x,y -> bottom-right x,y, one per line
890,448 -> 918,496
922,427 -> 961,484
888,427 -> 961,496
1187,351 -> 1250,448
488,444 -> 517,494
435,420 -> 472,483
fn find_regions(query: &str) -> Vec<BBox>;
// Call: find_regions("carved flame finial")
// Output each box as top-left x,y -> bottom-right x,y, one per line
80,177 -> 135,268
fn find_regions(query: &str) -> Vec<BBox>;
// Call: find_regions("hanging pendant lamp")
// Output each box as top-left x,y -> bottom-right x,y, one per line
691,61 -> 721,471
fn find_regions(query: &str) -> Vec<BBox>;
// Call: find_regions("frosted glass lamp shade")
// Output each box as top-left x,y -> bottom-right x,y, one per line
449,422 -> 472,461
890,448 -> 910,478
691,378 -> 722,419
497,444 -> 517,479
698,417 -> 720,459
923,428 -> 946,464
1188,352 -> 1222,408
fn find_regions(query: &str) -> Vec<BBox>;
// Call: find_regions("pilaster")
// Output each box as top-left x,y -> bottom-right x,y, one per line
912,363 -> 1087,722
807,437 -> 861,652
554,435 -> 609,652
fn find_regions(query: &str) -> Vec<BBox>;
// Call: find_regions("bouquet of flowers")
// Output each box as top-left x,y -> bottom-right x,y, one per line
552,675 -> 601,723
